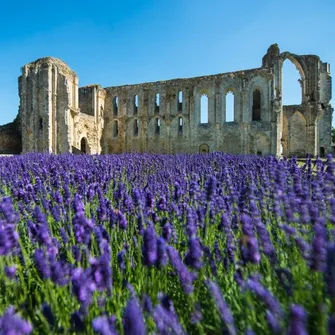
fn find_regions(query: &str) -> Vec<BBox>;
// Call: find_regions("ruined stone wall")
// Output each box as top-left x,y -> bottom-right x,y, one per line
263,44 -> 333,157
75,85 -> 105,154
102,67 -> 277,155
0,116 -> 21,154
8,44 -> 332,157
19,57 -> 79,154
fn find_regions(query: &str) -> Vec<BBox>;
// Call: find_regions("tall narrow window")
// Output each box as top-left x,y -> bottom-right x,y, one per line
178,117 -> 183,135
178,91 -> 183,112
225,91 -> 234,122
113,120 -> 118,137
134,95 -> 138,115
252,89 -> 261,121
155,93 -> 160,114
155,118 -> 161,135
200,94 -> 208,124
39,117 -> 43,130
113,97 -> 118,116
134,119 -> 139,136
81,138 -> 87,153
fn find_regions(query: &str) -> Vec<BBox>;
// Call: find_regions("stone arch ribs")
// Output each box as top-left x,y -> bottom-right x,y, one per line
280,53 -> 306,104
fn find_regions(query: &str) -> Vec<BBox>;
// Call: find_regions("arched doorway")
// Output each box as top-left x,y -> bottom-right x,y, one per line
320,147 -> 325,158
81,137 -> 88,154
199,143 -> 209,154
289,112 -> 306,157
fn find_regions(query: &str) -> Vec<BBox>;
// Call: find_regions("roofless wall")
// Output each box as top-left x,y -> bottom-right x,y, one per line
0,44 -> 330,157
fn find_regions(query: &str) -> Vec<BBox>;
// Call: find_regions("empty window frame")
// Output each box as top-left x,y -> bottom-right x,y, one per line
178,91 -> 183,112
200,94 -> 208,124
155,118 -> 161,135
155,93 -> 160,114
113,96 -> 118,116
225,91 -> 234,122
252,89 -> 261,121
178,117 -> 183,135
134,119 -> 139,136
134,95 -> 139,115
113,120 -> 118,137
81,138 -> 87,153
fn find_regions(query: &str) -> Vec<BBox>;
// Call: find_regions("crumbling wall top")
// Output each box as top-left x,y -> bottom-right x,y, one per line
104,67 -> 272,91
22,57 -> 77,77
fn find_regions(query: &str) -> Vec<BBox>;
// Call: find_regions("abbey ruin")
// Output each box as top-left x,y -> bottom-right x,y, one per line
0,44 -> 332,157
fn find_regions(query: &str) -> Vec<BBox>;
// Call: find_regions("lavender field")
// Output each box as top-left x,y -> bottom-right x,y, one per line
0,152 -> 334,334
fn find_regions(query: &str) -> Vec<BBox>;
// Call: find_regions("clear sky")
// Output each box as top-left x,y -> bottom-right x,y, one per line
0,0 -> 334,126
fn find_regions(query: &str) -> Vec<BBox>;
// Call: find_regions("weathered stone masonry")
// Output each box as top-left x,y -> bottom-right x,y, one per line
0,44 -> 332,157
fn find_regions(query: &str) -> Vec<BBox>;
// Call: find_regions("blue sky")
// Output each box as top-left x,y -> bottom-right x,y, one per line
0,0 -> 334,125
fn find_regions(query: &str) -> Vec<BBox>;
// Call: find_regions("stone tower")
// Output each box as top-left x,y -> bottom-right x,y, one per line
19,57 -> 79,153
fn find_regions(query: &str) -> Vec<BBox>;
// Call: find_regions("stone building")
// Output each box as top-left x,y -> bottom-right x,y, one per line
0,44 -> 332,157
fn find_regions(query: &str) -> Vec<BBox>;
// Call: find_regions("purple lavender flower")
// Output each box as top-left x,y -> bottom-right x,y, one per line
153,295 -> 185,335
325,243 -> 335,297
89,250 -> 112,292
123,298 -> 146,335
142,294 -> 153,314
71,268 -> 96,308
184,236 -> 203,270
186,208 -> 197,237
328,314 -> 335,335
71,311 -> 85,332
167,246 -> 195,294
247,278 -> 283,319
311,223 -> 327,272
92,315 -> 118,335
205,280 -> 236,335
4,265 -> 17,280
240,236 -> 261,264
41,303 -> 55,328
117,249 -> 126,272
0,222 -> 19,255
142,224 -> 158,267
34,248 -> 51,279
287,304 -> 308,335
266,310 -> 281,334
162,223 -> 172,242
206,175 -> 216,202
156,237 -> 168,268
0,306 -> 32,334
117,211 -> 127,230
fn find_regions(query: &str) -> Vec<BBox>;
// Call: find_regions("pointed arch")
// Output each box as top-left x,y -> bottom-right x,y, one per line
289,111 -> 306,157
282,57 -> 303,105
80,137 -> 88,154
256,132 -> 270,156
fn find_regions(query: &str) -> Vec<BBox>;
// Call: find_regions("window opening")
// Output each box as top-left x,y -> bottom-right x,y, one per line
113,96 -> 118,116
113,120 -> 118,137
226,91 -> 234,122
178,91 -> 183,112
178,117 -> 183,135
252,89 -> 261,121
200,94 -> 208,124
155,93 -> 160,114
134,95 -> 138,115
155,118 -> 161,135
134,119 -> 139,136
